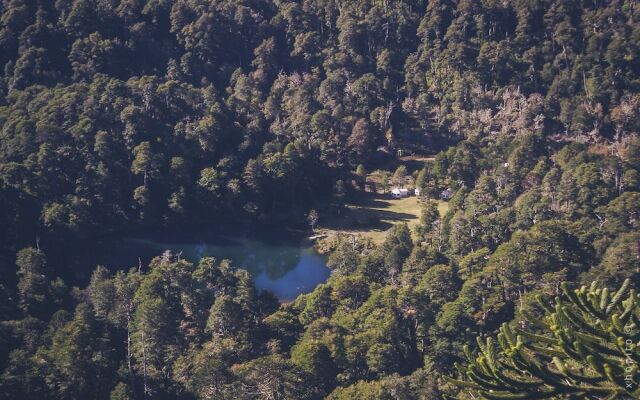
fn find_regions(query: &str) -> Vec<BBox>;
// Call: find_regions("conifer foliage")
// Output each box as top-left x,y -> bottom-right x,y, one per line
450,279 -> 640,399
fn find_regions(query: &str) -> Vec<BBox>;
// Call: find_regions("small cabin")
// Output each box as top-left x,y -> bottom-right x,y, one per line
440,188 -> 454,200
391,188 -> 409,198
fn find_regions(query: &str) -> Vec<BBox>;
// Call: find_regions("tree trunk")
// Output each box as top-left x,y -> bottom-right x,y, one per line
141,329 -> 149,398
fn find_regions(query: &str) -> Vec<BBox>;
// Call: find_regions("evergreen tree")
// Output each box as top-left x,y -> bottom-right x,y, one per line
449,280 -> 640,399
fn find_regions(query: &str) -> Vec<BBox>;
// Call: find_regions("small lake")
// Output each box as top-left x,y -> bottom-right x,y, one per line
88,228 -> 330,301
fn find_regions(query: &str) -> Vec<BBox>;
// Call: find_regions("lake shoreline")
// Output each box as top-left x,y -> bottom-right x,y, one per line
80,224 -> 329,302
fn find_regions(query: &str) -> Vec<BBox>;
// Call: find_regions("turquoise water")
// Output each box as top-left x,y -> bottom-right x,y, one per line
94,232 -> 329,301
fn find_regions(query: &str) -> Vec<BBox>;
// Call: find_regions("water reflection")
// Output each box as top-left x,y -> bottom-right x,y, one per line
98,233 -> 329,300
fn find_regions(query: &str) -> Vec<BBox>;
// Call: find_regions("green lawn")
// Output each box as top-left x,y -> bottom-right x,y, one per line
318,193 -> 449,244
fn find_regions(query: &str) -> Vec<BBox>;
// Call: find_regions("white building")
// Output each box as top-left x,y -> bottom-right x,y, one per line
391,188 -> 409,198
414,187 -> 422,196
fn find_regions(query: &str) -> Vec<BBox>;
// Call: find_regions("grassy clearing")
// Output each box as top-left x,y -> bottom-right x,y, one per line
318,193 -> 448,244
437,199 -> 449,216
399,155 -> 437,163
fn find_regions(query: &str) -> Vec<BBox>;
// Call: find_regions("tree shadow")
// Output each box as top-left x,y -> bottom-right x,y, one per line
355,190 -> 414,205
353,195 -> 392,208
367,209 -> 416,222
321,193 -> 419,232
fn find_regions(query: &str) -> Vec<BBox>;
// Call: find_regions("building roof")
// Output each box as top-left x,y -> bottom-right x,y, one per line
440,188 -> 453,199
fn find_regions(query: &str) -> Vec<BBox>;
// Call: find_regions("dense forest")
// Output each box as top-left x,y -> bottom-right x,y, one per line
0,0 -> 639,399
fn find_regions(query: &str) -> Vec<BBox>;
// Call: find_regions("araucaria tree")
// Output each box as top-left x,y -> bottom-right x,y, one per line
450,279 -> 640,399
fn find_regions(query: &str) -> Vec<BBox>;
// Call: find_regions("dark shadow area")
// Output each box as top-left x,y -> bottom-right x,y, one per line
320,192 -> 418,232
352,195 -> 393,208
